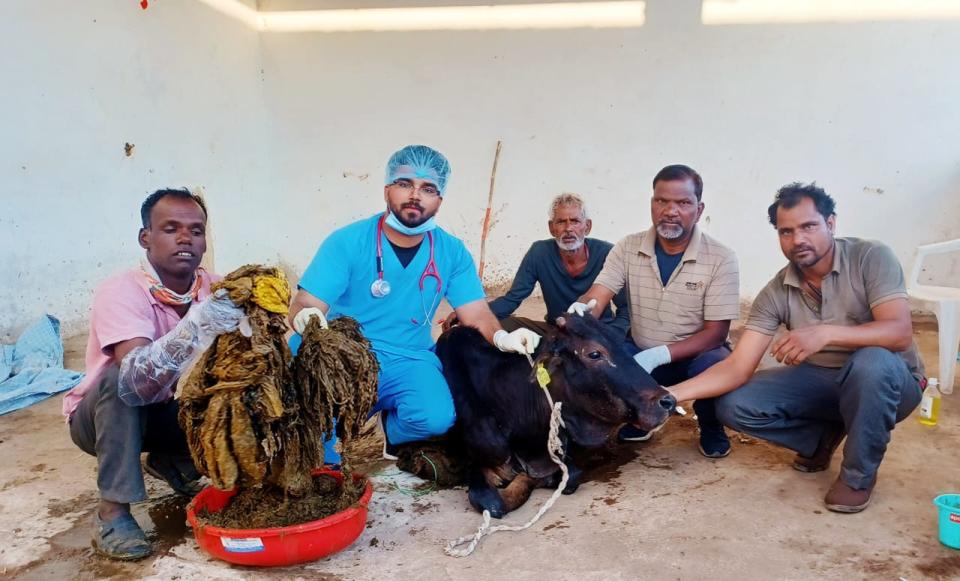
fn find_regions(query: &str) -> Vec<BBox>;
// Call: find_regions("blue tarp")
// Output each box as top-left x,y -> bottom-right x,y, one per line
0,315 -> 84,416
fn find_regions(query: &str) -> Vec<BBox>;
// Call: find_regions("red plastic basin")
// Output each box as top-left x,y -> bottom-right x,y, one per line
186,469 -> 373,567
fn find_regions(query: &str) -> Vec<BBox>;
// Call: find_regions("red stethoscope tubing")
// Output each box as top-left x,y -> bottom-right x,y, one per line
375,214 -> 443,323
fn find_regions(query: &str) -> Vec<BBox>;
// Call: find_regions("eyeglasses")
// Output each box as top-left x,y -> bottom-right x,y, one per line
390,179 -> 441,198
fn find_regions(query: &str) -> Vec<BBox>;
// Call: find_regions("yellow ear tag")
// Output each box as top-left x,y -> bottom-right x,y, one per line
535,363 -> 551,389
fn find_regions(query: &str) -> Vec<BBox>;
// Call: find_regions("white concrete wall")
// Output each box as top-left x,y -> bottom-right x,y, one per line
0,0 -> 269,340
260,2 -> 960,298
3,0 -> 959,340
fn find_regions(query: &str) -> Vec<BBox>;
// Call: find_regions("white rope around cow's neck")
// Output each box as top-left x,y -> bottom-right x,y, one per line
444,363 -> 568,558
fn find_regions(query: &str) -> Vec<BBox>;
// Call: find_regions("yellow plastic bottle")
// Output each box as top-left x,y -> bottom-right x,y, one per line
919,378 -> 941,426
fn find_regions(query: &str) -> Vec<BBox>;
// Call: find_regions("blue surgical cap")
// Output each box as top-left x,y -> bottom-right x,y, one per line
385,145 -> 451,195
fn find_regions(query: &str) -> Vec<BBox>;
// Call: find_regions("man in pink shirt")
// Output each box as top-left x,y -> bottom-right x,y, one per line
64,189 -> 243,560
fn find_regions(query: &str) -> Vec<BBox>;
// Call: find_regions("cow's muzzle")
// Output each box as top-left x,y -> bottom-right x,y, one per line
629,388 -> 676,431
658,393 -> 677,413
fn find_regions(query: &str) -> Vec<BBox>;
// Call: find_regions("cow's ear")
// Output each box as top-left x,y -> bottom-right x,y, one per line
544,354 -> 564,375
529,355 -> 563,384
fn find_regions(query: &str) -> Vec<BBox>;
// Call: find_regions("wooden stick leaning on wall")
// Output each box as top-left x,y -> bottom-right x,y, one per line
477,141 -> 502,282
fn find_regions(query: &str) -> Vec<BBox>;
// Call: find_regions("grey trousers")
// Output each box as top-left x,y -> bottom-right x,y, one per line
715,347 -> 922,489
69,364 -> 194,503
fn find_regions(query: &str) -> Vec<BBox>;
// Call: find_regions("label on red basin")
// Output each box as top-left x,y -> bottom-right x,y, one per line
221,536 -> 265,553
950,513 -> 960,524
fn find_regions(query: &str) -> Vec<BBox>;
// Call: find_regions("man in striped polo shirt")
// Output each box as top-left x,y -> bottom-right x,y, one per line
569,165 -> 740,458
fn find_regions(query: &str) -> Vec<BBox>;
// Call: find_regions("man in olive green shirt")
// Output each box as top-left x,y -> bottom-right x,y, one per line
669,182 -> 923,514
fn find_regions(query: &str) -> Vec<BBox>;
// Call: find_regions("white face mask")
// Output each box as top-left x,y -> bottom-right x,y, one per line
385,210 -> 437,235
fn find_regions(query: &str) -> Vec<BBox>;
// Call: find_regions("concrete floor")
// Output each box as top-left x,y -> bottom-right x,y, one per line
2,299 -> 959,581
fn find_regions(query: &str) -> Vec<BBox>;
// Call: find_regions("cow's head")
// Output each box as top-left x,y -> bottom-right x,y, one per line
533,314 -> 675,447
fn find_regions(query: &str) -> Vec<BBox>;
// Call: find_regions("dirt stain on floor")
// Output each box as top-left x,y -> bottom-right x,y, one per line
10,492 -> 190,581
857,556 -> 903,577
1,474 -> 42,492
141,494 -> 190,554
571,442 -> 641,484
47,492 -> 96,518
0,408 -> 37,439
542,519 -> 569,531
411,501 -> 438,515
915,554 -> 960,580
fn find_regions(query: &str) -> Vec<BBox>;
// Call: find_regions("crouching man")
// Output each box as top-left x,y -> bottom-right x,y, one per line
669,183 -> 923,513
63,189 -> 243,559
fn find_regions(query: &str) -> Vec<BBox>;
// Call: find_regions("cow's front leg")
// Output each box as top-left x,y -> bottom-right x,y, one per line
543,434 -> 582,494
561,459 -> 582,494
540,459 -> 582,494
468,469 -> 508,518
482,463 -> 517,489
498,473 -> 540,512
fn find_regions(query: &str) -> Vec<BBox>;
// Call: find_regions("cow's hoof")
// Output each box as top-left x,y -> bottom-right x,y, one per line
561,465 -> 582,495
469,487 -> 507,519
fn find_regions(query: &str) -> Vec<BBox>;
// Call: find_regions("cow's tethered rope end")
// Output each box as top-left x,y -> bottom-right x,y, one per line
444,368 -> 567,558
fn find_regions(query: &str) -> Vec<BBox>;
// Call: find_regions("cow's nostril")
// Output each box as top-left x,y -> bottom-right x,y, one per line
658,394 -> 676,412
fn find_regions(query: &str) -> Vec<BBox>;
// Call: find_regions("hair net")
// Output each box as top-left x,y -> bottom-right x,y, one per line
385,145 -> 451,195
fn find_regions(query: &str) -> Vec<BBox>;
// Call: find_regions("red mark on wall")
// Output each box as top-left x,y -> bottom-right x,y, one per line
141,0 -> 149,9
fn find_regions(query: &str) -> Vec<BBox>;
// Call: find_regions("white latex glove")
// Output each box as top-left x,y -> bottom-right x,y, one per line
493,328 -> 541,355
293,306 -> 329,334
566,298 -> 597,317
633,345 -> 671,373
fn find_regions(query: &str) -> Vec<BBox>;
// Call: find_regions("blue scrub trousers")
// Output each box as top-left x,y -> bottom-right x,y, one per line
317,348 -> 456,465
373,350 -> 456,443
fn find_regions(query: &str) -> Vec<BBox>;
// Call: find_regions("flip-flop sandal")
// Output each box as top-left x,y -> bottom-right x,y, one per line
93,513 -> 152,561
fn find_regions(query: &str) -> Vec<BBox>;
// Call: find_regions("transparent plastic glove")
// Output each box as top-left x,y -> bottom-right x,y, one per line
566,298 -> 597,317
633,345 -> 671,373
190,289 -> 247,347
117,290 -> 244,406
293,307 -> 328,334
493,328 -> 541,355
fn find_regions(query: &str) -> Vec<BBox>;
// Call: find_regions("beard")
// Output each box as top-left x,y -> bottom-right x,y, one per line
390,201 -> 434,228
790,245 -> 825,268
656,222 -> 686,240
555,235 -> 585,252
789,237 -> 835,269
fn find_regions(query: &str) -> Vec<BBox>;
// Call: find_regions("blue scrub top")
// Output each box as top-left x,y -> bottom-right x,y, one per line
296,213 -> 485,360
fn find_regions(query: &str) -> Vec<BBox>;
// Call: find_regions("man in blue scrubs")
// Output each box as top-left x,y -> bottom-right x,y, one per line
289,144 -> 540,460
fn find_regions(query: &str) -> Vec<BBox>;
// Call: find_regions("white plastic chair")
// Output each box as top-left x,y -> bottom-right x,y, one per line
908,238 -> 960,394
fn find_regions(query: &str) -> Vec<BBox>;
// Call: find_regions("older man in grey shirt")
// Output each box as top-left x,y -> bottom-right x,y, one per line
669,182 -> 922,514
445,193 -> 629,336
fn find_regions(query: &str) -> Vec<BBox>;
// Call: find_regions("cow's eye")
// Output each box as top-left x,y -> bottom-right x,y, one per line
588,351 -> 603,360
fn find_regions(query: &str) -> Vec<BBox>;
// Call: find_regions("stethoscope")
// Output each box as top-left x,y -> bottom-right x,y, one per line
371,213 -> 443,326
